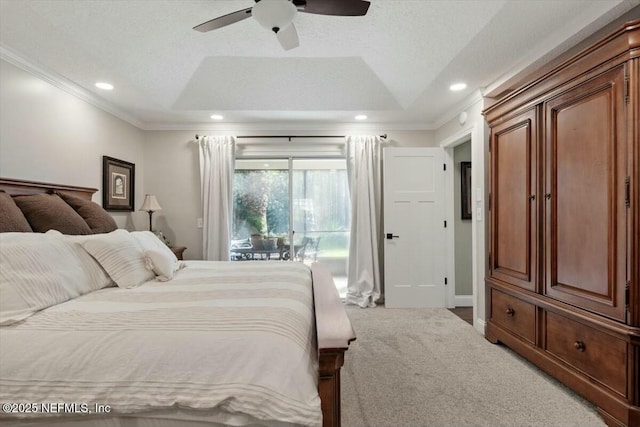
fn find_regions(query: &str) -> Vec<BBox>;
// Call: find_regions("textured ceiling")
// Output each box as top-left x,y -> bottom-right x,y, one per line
0,0 -> 638,129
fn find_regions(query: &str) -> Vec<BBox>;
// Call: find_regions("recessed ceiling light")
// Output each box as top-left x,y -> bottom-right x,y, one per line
449,82 -> 467,92
210,114 -> 224,120
355,114 -> 368,120
95,82 -> 114,90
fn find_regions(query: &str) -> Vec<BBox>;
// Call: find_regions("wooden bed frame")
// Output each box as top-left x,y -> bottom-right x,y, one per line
0,177 -> 356,427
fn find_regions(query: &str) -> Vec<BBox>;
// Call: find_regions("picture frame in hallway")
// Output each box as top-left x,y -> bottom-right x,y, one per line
103,156 -> 135,211
461,161 -> 471,220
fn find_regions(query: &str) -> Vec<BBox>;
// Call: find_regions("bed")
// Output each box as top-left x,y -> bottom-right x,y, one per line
0,177 -> 356,427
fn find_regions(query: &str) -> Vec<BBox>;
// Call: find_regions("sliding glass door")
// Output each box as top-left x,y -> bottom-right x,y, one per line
232,158 -> 349,293
291,159 -> 349,291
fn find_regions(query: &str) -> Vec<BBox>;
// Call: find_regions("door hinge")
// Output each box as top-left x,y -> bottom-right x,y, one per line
488,192 -> 491,211
488,253 -> 491,270
625,176 -> 630,207
445,277 -> 448,285
444,220 -> 447,228
624,73 -> 630,104
443,163 -> 447,171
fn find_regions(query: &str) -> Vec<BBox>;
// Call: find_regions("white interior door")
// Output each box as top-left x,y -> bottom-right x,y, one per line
384,147 -> 445,308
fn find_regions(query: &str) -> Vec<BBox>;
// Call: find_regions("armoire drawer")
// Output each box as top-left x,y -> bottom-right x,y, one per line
545,311 -> 627,397
490,289 -> 536,344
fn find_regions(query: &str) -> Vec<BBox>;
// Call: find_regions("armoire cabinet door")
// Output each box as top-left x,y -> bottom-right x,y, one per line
544,65 -> 627,322
489,108 -> 538,292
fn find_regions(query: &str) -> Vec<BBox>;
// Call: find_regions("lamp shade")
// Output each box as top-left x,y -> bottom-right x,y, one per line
252,0 -> 297,31
140,194 -> 162,212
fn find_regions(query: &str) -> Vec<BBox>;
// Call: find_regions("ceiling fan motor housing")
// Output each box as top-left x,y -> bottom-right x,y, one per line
252,0 -> 297,33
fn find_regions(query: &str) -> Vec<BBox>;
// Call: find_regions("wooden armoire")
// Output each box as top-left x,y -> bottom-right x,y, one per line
484,20 -> 639,427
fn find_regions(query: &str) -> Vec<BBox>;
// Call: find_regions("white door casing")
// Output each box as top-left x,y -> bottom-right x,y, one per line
384,147 -> 446,308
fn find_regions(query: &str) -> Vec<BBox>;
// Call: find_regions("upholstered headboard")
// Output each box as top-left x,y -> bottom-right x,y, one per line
0,177 -> 117,234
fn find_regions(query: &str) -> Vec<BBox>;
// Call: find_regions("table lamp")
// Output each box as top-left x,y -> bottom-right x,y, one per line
140,194 -> 162,231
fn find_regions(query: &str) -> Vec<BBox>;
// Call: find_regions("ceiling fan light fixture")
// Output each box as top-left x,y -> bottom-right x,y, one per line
252,0 -> 297,32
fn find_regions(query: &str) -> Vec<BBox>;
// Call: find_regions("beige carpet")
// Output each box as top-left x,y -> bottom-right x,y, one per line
341,306 -> 606,427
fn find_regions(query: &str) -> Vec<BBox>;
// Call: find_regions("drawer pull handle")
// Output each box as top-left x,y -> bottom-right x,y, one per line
506,307 -> 515,317
574,341 -> 586,352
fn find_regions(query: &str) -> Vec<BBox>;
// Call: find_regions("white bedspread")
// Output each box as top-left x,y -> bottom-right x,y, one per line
0,261 -> 321,427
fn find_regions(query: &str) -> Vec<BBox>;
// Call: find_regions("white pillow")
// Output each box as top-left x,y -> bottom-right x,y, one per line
81,229 -> 154,289
143,249 -> 184,281
0,234 -> 113,325
44,230 -> 115,291
131,231 -> 182,276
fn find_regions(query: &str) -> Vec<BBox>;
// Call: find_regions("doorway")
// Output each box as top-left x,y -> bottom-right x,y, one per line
441,123 -> 483,332
453,140 -> 473,307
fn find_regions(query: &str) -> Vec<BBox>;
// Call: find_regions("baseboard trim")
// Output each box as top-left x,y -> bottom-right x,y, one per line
454,295 -> 473,306
475,318 -> 486,335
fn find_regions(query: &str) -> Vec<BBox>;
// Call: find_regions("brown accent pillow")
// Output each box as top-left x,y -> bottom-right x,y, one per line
13,193 -> 92,235
0,191 -> 33,232
56,191 -> 117,234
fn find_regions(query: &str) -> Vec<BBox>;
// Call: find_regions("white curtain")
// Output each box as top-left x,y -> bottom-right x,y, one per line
198,136 -> 235,261
345,135 -> 383,308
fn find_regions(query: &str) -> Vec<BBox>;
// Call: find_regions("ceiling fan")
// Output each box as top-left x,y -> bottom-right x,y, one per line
193,0 -> 371,51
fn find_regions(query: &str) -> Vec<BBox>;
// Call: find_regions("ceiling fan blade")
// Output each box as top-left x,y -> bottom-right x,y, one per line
276,23 -> 299,51
193,7 -> 252,32
295,0 -> 370,16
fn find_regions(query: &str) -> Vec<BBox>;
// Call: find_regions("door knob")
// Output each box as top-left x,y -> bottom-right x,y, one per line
386,233 -> 399,240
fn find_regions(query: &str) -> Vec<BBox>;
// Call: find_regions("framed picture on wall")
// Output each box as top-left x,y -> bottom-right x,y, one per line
102,156 -> 135,211
461,161 -> 472,220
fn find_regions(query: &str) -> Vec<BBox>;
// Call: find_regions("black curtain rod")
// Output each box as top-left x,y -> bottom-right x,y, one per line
195,134 -> 387,141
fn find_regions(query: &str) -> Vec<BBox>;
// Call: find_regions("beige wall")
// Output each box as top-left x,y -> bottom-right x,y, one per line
143,129 -> 435,260
0,59 -> 147,230
142,131 -> 200,259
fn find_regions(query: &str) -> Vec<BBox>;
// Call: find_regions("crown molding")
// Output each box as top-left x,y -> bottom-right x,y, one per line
0,45 -> 144,130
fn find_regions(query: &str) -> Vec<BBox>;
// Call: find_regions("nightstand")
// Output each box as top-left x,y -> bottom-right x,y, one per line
170,246 -> 186,260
